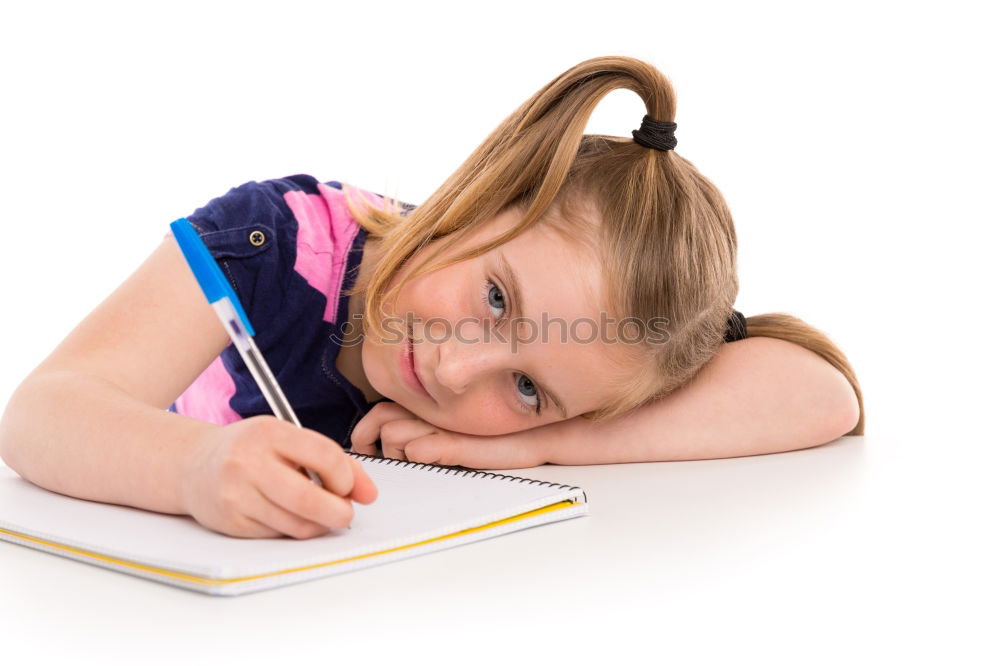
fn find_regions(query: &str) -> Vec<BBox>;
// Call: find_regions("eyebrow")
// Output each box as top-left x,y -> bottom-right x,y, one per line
496,250 -> 569,419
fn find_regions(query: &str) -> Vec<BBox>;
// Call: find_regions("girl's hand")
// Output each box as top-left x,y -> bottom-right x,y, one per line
179,416 -> 378,539
349,402 -> 547,469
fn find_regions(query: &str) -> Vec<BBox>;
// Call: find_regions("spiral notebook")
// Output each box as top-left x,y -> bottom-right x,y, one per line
0,454 -> 588,596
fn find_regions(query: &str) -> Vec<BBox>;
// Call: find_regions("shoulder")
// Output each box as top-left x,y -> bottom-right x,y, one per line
180,174 -> 374,261
185,174 -> 339,235
185,174 -> 394,245
182,174 -> 390,326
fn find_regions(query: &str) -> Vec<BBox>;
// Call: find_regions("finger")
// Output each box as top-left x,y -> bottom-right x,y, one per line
405,433 -> 543,470
245,485 -> 333,540
350,402 -> 414,453
380,424 -> 406,461
379,418 -> 439,461
259,461 -> 356,530
271,429 -> 356,498
349,404 -> 387,453
345,456 -> 378,504
219,510 -> 285,539
236,516 -> 284,539
350,429 -> 379,457
349,407 -> 375,454
383,439 -> 405,461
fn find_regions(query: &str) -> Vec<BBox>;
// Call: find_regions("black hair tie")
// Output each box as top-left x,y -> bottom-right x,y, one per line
723,310 -> 748,343
632,114 -> 678,152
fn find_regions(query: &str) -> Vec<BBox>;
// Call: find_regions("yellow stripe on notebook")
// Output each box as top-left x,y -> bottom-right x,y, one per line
0,499 -> 580,588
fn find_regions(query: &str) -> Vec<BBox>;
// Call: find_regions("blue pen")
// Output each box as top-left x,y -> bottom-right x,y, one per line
169,218 -> 324,488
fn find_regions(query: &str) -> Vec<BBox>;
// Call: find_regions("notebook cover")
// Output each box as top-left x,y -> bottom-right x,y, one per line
0,458 -> 588,596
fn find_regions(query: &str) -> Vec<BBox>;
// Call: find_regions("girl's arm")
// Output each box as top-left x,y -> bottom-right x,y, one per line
542,336 -> 860,465
0,238 -> 231,513
375,336 -> 860,469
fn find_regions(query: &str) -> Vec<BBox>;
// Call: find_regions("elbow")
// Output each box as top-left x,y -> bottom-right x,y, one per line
834,388 -> 862,438
0,382 -> 27,471
0,374 -> 48,473
839,385 -> 862,437
821,369 -> 862,442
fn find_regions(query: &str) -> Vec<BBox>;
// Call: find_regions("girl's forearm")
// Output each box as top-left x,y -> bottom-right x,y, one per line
0,370 -> 216,514
536,337 -> 860,465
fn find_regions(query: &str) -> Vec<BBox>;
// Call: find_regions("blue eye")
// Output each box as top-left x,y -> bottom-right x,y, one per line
515,373 -> 541,414
482,279 -> 506,320
481,278 -> 543,416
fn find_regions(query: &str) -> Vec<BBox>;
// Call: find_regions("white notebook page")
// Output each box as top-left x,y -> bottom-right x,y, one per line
0,456 -> 588,595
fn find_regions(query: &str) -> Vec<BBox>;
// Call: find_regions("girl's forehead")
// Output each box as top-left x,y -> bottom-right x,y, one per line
498,216 -> 605,311
435,205 -> 610,323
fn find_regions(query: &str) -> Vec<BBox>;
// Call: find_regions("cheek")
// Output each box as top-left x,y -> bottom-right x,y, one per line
429,395 -> 524,436
397,267 -> 471,321
359,338 -> 379,385
360,335 -> 396,395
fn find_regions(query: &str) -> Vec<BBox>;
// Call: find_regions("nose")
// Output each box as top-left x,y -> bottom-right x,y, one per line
432,323 -> 510,395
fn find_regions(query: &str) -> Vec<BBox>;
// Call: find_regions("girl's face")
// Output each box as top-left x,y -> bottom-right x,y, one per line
361,207 -> 632,436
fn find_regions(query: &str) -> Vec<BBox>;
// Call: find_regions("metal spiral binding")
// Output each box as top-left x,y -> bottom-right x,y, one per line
346,451 -> 588,502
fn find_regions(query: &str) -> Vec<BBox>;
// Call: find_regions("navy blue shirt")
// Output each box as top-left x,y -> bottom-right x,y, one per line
169,174 -> 405,449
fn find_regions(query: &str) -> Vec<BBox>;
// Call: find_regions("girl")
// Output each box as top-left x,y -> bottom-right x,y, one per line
0,56 -> 864,540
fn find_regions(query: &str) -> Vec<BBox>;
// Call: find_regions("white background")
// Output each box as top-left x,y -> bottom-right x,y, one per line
1,0 -> 997,663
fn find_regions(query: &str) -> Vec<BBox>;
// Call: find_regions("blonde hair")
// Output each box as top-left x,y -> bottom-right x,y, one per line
339,55 -> 864,435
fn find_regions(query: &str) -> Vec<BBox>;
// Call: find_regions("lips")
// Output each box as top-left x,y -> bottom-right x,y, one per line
407,332 -> 419,383
400,323 -> 431,399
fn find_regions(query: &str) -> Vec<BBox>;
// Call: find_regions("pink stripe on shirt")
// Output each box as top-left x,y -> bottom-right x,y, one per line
285,184 -> 380,323
172,355 -> 241,425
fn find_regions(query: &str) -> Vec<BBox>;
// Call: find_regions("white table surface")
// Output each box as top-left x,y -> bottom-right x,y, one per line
1,433 -> 996,665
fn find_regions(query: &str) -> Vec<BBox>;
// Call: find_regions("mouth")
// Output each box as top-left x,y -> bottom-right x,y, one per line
399,323 -> 431,399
